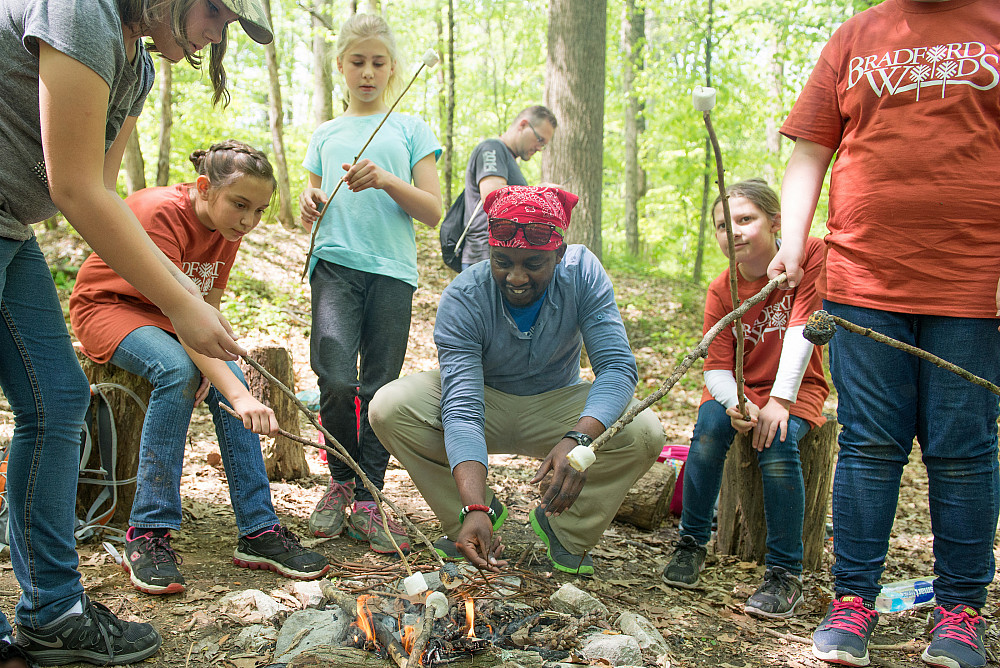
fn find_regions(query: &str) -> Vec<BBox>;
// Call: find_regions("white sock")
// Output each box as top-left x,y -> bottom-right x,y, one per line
48,599 -> 83,625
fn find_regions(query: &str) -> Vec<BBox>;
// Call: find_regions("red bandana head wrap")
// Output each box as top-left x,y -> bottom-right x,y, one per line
484,185 -> 579,251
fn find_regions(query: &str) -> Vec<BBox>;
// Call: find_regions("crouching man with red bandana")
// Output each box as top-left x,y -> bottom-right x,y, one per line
370,185 -> 664,576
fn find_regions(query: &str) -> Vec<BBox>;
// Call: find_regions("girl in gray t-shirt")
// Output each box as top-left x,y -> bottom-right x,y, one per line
0,1 -> 272,665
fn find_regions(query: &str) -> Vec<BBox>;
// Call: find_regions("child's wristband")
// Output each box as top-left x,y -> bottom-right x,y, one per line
459,504 -> 497,524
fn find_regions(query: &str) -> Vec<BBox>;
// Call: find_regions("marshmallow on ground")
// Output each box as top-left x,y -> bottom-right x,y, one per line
567,444 -> 596,472
692,86 -> 717,111
404,573 -> 429,596
425,591 -> 449,619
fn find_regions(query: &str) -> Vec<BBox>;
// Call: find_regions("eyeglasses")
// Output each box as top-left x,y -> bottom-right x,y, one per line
489,218 -> 564,246
526,121 -> 548,149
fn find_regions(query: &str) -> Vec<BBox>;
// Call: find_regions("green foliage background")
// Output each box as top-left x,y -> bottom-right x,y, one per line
128,0 -> 879,283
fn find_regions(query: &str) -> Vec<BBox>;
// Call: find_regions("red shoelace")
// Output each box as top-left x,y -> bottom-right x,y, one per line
825,597 -> 878,635
929,605 -> 985,649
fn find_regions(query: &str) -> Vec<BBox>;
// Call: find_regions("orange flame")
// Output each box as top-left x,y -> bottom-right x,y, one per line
356,595 -> 376,643
464,597 -> 476,638
401,625 -> 416,654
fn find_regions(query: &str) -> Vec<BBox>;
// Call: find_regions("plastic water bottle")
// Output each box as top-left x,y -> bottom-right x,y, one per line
874,578 -> 936,613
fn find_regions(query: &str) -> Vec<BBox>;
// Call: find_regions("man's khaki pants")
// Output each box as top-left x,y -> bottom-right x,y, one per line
370,371 -> 664,555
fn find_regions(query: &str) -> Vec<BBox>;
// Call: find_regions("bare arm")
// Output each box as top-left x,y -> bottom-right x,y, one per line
298,171 -> 325,232
767,139 -> 835,287
342,153 -> 442,227
39,43 -> 243,360
452,460 -> 505,572
478,175 -> 508,202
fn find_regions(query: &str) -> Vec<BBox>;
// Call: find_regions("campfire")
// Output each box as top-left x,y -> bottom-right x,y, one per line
309,567 -> 597,668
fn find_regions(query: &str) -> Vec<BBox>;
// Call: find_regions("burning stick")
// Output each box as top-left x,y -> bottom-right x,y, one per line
803,310 -> 1000,396
302,49 -> 441,280
566,273 -> 788,471
404,595 -> 440,668
694,85 -> 750,422
236,356 -> 443,592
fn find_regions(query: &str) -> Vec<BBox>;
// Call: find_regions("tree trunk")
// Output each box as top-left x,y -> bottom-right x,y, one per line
75,348 -> 153,528
692,0 -> 714,284
715,416 -> 837,571
614,461 -> 677,530
622,0 -> 645,258
238,347 -> 310,481
263,0 -> 295,230
436,0 -> 455,205
156,58 -> 173,187
311,0 -> 333,129
122,129 -> 146,195
542,0 -> 607,259
763,29 -> 784,184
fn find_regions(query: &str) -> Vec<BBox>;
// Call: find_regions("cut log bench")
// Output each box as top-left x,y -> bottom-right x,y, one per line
715,414 -> 837,570
74,344 -> 308,528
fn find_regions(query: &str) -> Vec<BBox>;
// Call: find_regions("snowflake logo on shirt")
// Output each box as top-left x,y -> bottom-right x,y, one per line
182,261 -> 226,295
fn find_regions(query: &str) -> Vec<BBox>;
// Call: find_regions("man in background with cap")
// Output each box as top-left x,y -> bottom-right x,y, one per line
458,106 -> 557,270
370,185 -> 663,576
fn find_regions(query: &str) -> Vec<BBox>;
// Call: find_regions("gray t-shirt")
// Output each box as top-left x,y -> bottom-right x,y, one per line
460,138 -> 527,265
0,0 -> 155,240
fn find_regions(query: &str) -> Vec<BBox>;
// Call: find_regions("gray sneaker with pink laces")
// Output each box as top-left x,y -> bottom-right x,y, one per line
308,479 -> 355,537
347,501 -> 410,554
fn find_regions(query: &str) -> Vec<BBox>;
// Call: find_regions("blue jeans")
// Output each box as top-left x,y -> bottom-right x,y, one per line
310,261 -> 412,501
110,326 -> 278,535
826,301 -> 1000,608
0,237 -> 88,632
680,399 -> 809,574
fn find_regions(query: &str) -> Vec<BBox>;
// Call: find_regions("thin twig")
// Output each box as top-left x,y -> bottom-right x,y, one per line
590,272 -> 786,454
302,62 -> 431,280
703,110 -> 748,420
238,355 -> 445,569
811,311 -> 1000,396
762,627 -> 809,645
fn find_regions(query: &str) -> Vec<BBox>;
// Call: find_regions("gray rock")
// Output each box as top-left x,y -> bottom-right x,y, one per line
234,624 -> 277,653
579,633 -> 642,666
549,583 -> 609,617
273,608 -> 350,663
615,611 -> 668,654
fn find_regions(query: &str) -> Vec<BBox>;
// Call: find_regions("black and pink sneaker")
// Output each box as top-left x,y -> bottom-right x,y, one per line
922,604 -> 987,668
811,595 -> 879,666
124,527 -> 185,595
233,524 -> 329,580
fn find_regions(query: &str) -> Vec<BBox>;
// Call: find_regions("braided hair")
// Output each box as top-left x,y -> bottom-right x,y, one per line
188,140 -> 276,191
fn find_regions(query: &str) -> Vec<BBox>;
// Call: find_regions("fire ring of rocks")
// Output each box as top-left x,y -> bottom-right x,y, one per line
221,561 -> 668,668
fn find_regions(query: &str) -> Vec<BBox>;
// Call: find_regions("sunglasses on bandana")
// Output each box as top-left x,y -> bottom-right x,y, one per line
489,218 -> 564,246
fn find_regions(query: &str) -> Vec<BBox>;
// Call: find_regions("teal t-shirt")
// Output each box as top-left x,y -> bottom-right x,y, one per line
303,113 -> 442,287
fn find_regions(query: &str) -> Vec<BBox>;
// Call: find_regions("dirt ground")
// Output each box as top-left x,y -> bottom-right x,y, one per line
0,222 -> 996,667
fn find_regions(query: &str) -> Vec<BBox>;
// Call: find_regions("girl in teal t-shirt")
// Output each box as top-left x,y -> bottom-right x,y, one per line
298,13 -> 441,556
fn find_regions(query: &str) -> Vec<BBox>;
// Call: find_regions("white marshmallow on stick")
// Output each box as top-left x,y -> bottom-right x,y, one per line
422,49 -> 440,68
692,86 -> 717,112
566,444 -> 597,472
404,572 -> 429,596
425,591 -> 449,619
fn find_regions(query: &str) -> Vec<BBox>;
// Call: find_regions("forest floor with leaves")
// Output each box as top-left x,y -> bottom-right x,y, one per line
0,221 -> 996,668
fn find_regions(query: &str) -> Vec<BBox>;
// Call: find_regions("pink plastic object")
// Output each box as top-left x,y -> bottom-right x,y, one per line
658,445 -> 689,516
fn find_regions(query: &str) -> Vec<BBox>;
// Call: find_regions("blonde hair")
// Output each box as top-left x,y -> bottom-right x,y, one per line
118,0 -> 231,107
335,14 -> 403,109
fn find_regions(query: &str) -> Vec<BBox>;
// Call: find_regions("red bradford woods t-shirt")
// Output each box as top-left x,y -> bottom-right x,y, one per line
781,0 -> 1000,318
700,237 -> 830,428
70,184 -> 240,363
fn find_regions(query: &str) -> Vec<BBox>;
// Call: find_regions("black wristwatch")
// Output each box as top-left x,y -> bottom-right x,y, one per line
563,430 -> 593,448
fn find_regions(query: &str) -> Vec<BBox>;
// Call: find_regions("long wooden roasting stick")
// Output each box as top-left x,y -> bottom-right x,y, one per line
565,273 -> 787,471
301,49 -> 440,280
237,356 -> 445,594
803,310 -> 1000,396
695,85 -> 749,422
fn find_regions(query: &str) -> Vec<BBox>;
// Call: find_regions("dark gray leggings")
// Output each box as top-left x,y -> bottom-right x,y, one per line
309,260 -> 413,500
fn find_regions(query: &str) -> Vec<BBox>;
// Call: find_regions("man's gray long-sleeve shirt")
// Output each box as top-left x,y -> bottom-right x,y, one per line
434,244 -> 638,471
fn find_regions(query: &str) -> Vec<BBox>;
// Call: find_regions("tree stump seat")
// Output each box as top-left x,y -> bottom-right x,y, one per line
715,414 -> 837,571
74,344 -> 307,529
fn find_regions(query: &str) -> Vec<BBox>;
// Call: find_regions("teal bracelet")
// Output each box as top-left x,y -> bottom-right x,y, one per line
459,504 -> 497,524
